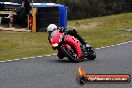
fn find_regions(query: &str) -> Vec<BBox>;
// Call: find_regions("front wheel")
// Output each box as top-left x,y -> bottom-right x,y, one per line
60,46 -> 79,63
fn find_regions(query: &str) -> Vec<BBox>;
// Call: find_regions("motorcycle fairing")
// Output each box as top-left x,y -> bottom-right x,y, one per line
64,35 -> 83,58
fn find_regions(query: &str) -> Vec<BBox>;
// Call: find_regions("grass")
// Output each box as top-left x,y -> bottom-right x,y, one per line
0,32 -> 51,60
68,13 -> 132,48
0,13 -> 132,61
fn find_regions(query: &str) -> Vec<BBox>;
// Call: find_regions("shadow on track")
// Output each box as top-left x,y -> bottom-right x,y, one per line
46,57 -> 94,63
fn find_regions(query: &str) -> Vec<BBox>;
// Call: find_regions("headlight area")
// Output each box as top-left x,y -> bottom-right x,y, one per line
52,43 -> 59,47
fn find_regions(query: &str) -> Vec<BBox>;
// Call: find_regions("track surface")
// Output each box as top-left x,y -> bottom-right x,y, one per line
0,42 -> 132,88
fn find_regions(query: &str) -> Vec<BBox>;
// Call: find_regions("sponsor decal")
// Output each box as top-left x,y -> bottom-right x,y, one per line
76,67 -> 131,85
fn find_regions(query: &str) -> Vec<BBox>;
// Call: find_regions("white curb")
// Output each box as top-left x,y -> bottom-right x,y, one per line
28,57 -> 36,59
0,61 -> 6,63
6,60 -> 13,62
22,58 -> 29,60
45,55 -> 51,57
14,59 -> 20,61
52,54 -> 57,55
36,56 -> 43,58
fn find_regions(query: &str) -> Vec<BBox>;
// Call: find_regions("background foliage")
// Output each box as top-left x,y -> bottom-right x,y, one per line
1,0 -> 132,19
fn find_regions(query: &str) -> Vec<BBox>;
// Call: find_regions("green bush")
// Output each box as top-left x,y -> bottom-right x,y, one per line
3,0 -> 132,19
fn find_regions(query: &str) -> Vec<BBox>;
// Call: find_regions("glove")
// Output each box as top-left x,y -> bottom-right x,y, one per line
58,27 -> 65,33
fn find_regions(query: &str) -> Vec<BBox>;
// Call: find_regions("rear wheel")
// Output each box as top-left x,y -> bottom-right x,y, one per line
87,47 -> 96,60
61,45 -> 79,63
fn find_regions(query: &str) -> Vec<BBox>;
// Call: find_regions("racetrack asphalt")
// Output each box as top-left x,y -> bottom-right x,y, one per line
0,42 -> 132,88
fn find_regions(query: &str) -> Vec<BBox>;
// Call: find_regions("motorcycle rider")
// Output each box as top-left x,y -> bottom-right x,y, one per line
47,24 -> 90,59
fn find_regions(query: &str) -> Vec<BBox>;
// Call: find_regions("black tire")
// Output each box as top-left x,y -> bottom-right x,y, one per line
88,53 -> 96,60
61,46 -> 79,63
79,76 -> 87,85
88,48 -> 96,60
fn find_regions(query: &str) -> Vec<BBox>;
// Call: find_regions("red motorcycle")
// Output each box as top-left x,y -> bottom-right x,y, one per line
49,29 -> 96,62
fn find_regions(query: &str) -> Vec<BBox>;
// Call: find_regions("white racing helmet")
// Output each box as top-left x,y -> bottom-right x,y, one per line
47,24 -> 57,32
